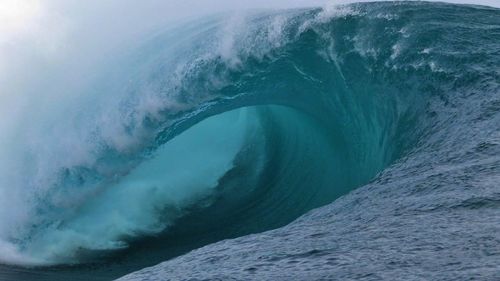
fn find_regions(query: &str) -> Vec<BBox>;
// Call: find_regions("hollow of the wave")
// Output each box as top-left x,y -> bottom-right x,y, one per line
74,103 -> 365,260
2,101 -> 394,280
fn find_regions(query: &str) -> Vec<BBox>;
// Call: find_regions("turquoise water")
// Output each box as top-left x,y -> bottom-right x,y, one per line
0,1 -> 499,280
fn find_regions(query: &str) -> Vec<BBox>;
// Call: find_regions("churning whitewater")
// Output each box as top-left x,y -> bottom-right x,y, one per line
0,1 -> 499,280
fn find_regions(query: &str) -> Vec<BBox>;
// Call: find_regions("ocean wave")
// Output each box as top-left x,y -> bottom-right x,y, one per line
0,1 -> 499,280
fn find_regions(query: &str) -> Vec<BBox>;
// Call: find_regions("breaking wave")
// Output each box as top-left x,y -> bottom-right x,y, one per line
0,1 -> 498,280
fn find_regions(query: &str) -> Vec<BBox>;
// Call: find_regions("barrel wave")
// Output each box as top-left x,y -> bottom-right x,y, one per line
0,2 -> 499,280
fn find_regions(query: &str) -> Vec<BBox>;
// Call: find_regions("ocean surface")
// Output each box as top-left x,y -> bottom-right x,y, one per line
0,1 -> 499,280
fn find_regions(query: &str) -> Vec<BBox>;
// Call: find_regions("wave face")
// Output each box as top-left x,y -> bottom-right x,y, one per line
1,1 -> 499,280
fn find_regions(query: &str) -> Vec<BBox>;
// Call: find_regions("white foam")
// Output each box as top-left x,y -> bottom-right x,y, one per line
24,107 -> 259,263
